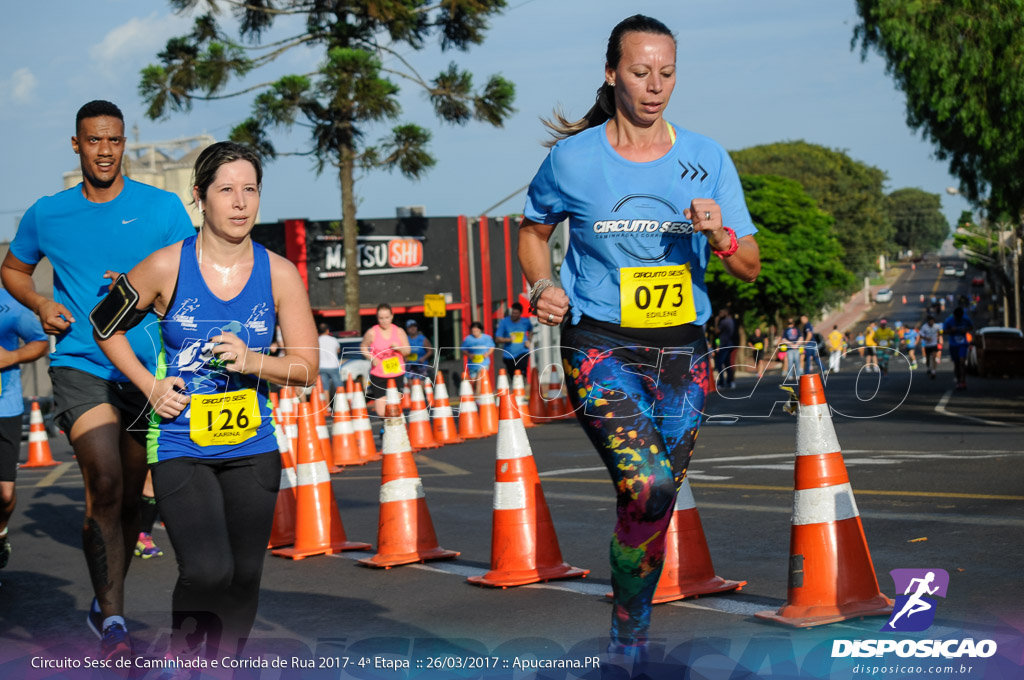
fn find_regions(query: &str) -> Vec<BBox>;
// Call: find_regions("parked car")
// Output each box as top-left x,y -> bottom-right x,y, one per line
971,276 -> 985,287
969,327 -> 1024,377
943,265 -> 957,276
954,267 -> 966,278
336,332 -> 369,385
874,288 -> 894,303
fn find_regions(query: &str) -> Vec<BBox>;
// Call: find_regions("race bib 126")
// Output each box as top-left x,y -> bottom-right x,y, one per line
190,389 -> 261,447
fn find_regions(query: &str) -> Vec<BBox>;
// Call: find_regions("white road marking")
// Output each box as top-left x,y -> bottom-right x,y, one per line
685,472 -> 733,481
934,389 -> 1011,427
429,488 -> 1024,527
331,551 -> 773,615
539,466 -> 606,477
539,466 -> 733,481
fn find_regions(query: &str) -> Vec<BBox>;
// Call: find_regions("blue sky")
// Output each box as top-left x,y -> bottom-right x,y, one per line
0,0 -> 973,244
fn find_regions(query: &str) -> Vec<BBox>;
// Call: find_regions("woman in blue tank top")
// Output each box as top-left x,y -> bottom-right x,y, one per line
98,142 -> 318,660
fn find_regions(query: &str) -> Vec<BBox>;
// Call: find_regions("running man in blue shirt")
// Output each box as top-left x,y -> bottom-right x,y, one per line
494,302 -> 532,377
1,100 -> 195,660
903,324 -> 920,370
461,322 -> 495,382
404,319 -> 434,380
0,290 -> 49,570
942,307 -> 973,390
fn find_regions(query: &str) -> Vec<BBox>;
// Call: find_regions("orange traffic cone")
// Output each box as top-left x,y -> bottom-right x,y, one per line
272,403 -> 370,559
496,368 -> 510,393
648,478 -> 746,603
279,386 -> 297,416
269,390 -> 280,413
267,443 -> 298,548
358,381 -> 459,568
315,375 -> 327,408
309,381 -> 335,472
457,372 -> 484,440
476,370 -> 499,436
468,389 -> 589,587
527,367 -> 549,423
755,374 -> 893,627
546,368 -> 574,420
512,370 -> 535,428
430,373 -> 462,445
22,401 -> 58,468
271,407 -> 291,457
282,406 -> 299,460
400,383 -> 411,412
423,377 -> 434,408
406,379 -> 440,449
330,388 -> 363,467
348,389 -> 380,463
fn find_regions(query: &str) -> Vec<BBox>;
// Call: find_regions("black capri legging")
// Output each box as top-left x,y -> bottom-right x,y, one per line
561,317 -> 709,647
152,450 -> 280,656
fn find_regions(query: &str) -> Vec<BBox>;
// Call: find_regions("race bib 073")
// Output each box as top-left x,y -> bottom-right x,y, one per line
619,264 -> 697,329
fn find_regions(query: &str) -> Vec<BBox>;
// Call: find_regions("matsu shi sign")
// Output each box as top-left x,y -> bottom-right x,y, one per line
318,235 -> 426,278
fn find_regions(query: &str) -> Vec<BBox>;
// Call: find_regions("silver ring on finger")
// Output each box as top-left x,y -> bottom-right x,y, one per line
548,313 -> 554,323
704,211 -> 712,221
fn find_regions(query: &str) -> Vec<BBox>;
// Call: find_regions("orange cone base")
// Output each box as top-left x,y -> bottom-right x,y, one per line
21,458 -> 59,468
604,576 -> 745,604
468,563 -> 589,588
272,539 -> 371,560
754,594 -> 893,628
754,519 -> 893,627
652,576 -> 745,604
357,546 -> 460,569
434,432 -> 464,446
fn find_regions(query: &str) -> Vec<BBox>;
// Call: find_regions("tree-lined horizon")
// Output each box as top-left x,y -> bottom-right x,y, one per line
141,0 -> 515,330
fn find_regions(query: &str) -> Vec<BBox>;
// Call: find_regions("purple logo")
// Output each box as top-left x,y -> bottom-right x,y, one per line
881,568 -> 950,632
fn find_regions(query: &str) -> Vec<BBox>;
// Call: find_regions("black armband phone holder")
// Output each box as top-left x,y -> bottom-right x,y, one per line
89,273 -> 150,340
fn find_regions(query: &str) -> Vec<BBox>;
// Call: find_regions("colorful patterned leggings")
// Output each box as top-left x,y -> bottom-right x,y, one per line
561,323 -> 708,646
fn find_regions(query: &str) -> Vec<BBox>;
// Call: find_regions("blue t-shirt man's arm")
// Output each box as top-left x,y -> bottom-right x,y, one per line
0,291 -> 48,417
10,179 -> 196,380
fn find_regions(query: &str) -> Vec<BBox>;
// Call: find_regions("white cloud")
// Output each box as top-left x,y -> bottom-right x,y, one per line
7,68 -> 38,103
89,12 -> 190,80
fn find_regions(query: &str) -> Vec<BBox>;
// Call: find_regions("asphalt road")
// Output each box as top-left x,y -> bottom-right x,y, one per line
1,261 -> 1022,680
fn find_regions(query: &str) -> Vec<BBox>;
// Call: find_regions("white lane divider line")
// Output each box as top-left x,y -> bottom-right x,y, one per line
934,389 -> 1010,427
328,550 -> 779,614
539,466 -> 606,477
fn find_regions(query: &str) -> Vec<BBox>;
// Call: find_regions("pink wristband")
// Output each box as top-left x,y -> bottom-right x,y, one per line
712,226 -> 739,259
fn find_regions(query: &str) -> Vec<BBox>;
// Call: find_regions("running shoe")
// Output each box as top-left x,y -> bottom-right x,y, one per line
87,598 -> 105,638
135,532 -> 164,559
0,533 -> 10,570
99,621 -> 132,663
